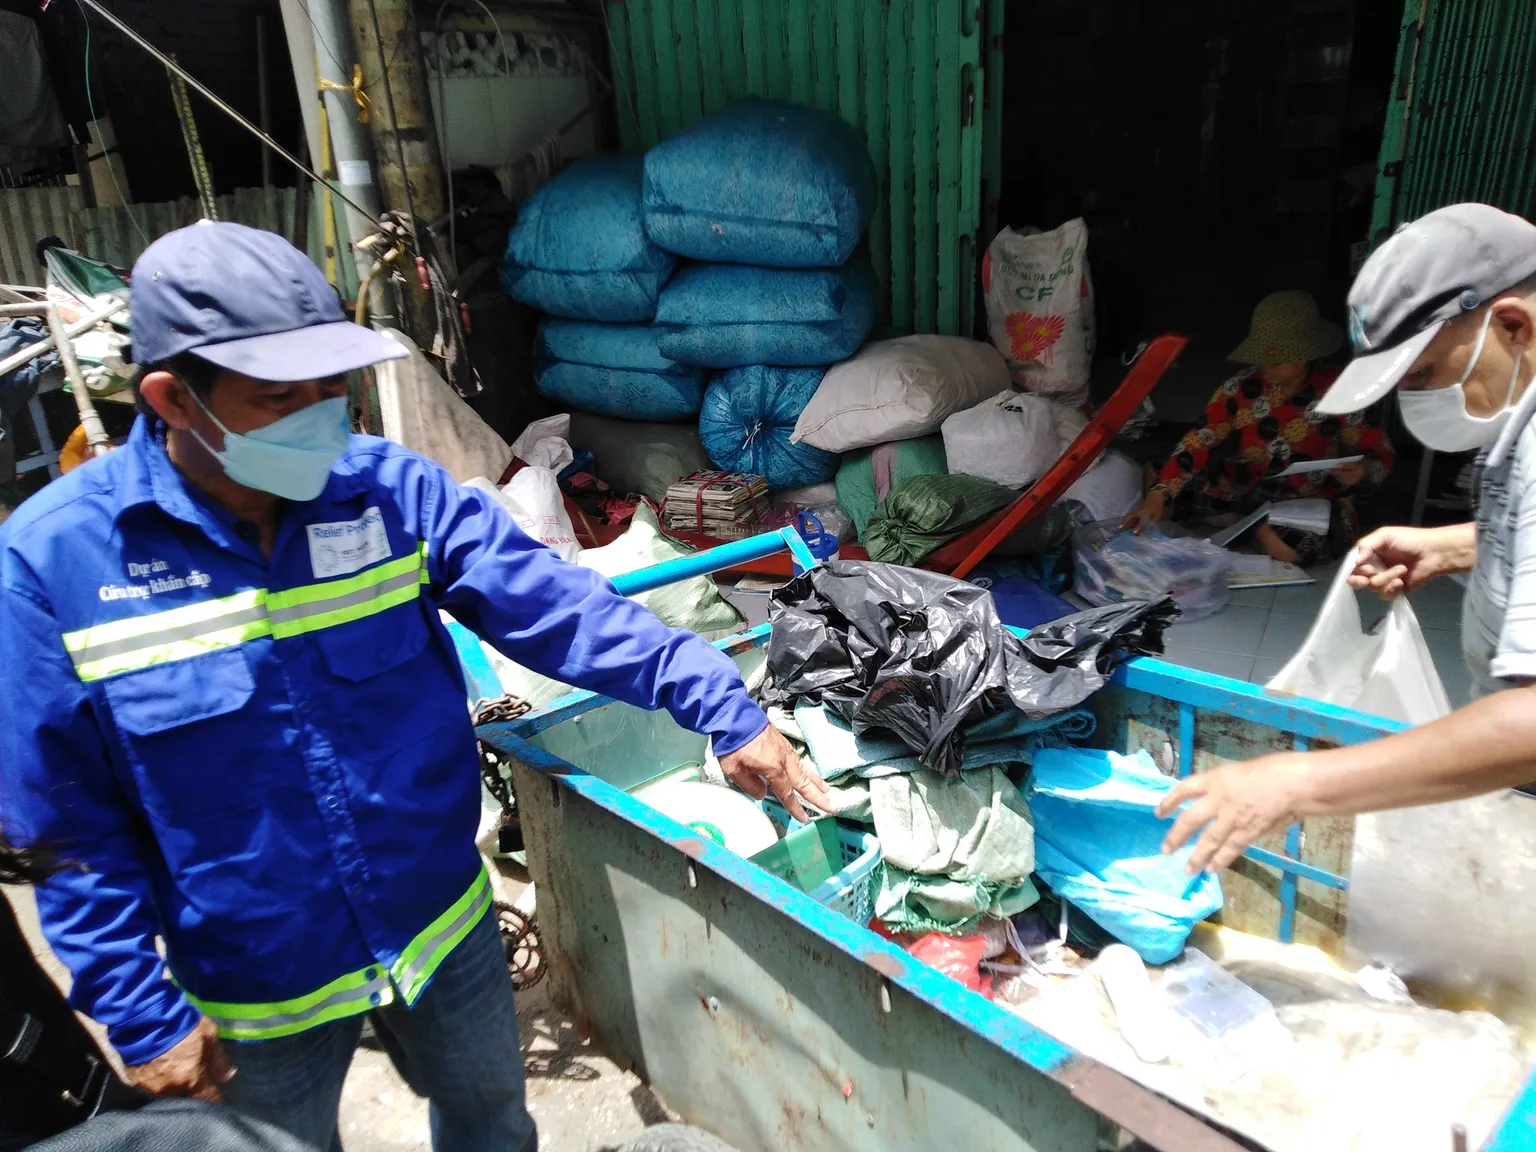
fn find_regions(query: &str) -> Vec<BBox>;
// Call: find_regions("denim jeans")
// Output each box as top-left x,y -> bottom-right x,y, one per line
220,909 -> 537,1152
27,1100 -> 319,1152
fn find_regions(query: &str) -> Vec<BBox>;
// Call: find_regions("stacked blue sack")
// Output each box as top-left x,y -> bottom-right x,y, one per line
654,256 -> 878,369
498,100 -> 882,509
643,99 -> 880,487
501,155 -> 674,322
535,321 -> 705,422
642,97 -> 877,267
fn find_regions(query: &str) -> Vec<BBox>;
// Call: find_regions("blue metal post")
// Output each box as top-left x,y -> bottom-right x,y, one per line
1177,702 -> 1195,777
1277,734 -> 1311,944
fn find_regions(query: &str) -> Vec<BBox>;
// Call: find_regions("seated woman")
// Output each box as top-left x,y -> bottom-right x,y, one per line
1123,289 -> 1394,566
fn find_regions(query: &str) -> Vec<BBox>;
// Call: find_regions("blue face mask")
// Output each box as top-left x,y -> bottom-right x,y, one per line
187,391 -> 351,501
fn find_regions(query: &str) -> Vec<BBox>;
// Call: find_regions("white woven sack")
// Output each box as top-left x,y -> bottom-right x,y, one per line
790,335 -> 1009,452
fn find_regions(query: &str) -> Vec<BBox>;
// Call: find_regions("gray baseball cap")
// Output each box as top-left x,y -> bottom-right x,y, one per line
1317,203 -> 1536,415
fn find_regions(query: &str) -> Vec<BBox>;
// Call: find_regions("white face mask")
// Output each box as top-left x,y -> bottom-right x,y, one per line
1398,309 -> 1525,453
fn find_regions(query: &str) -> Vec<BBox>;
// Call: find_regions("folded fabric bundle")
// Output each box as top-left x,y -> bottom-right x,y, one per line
535,320 -> 705,421
654,256 -> 878,369
858,767 -> 1039,935
795,700 -> 1095,782
1029,746 -> 1224,964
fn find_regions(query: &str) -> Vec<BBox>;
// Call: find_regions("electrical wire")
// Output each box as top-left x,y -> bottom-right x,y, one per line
72,0 -> 382,230
290,0 -> 348,82
73,0 -> 147,244
361,0 -> 419,248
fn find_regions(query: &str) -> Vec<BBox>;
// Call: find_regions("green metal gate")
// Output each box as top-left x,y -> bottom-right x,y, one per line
1370,0 -> 1536,241
602,0 -> 1000,337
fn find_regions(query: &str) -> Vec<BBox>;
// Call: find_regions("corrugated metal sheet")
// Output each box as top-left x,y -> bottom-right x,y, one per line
0,186 -> 86,286
73,186 -> 310,273
1370,0 -> 1536,240
1,184 -> 357,298
604,0 -> 994,338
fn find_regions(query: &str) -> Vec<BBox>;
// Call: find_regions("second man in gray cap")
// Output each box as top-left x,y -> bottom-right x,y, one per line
1156,201 -> 1536,871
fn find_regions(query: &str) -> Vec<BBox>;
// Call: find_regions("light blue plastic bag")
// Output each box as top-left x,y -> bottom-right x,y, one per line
1028,746 -> 1223,964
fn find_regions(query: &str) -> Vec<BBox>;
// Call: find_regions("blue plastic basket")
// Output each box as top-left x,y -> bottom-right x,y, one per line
761,799 -> 881,925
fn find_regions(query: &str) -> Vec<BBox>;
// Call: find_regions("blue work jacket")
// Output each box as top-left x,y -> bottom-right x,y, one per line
0,419 -> 767,1065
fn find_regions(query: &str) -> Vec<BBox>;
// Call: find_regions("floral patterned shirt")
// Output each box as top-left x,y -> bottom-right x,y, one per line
1155,368 -> 1395,501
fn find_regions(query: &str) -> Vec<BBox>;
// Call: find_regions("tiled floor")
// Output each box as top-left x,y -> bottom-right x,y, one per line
1154,560 -> 1474,708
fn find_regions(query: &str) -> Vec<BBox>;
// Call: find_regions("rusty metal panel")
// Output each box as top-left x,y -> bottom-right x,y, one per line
513,747 -> 1100,1152
0,186 -> 86,286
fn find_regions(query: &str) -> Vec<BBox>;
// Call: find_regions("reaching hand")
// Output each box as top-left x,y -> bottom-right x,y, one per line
1348,524 -> 1472,601
1329,460 -> 1367,487
717,724 -> 830,825
1153,754 -> 1311,874
1120,489 -> 1168,534
124,1016 -> 235,1101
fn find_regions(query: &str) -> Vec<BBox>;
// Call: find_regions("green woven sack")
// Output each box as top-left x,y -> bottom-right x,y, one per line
863,474 -> 1017,566
834,436 -> 949,540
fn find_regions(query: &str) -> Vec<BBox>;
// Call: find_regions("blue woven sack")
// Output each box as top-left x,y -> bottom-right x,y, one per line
1028,747 -> 1224,965
642,99 -> 876,268
655,256 -> 877,369
697,366 -> 839,489
501,155 -> 676,322
535,321 -> 704,422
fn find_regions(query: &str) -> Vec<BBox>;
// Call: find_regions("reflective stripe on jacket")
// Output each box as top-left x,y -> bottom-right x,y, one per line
0,418 -> 767,1064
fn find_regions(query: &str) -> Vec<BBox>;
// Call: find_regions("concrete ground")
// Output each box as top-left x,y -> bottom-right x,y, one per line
6,863 -> 675,1152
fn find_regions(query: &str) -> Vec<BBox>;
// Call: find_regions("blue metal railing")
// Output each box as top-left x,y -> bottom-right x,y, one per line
609,527 -> 818,597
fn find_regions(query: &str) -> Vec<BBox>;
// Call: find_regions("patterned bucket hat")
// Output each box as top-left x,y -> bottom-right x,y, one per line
1228,290 -> 1344,367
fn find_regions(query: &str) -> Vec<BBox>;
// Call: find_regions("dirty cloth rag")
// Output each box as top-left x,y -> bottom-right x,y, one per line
847,766 -> 1039,935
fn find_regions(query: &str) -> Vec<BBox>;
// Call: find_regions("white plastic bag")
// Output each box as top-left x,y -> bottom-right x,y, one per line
984,219 -> 1095,407
464,473 -> 581,562
1061,449 -> 1144,524
1073,521 -> 1234,623
1267,562 -> 1450,724
511,413 -> 574,472
941,391 -> 1061,488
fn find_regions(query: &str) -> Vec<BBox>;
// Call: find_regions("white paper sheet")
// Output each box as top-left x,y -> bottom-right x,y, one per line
1276,454 -> 1363,478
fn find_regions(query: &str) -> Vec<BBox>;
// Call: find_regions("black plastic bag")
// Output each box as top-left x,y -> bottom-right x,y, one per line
764,559 -> 1176,778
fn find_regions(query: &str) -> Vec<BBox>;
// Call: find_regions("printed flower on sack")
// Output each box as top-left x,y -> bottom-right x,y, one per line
1007,312 -> 1065,364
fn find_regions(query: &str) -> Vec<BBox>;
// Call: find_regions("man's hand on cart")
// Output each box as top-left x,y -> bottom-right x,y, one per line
1154,753 -> 1311,874
718,725 -> 831,824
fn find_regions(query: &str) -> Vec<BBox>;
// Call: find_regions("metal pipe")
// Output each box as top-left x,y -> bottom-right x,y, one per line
0,300 -> 127,379
609,528 -> 817,598
257,14 -> 273,187
302,0 -> 391,319
44,302 -> 112,458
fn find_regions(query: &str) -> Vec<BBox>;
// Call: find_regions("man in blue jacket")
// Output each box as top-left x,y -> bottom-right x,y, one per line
0,222 -> 826,1151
